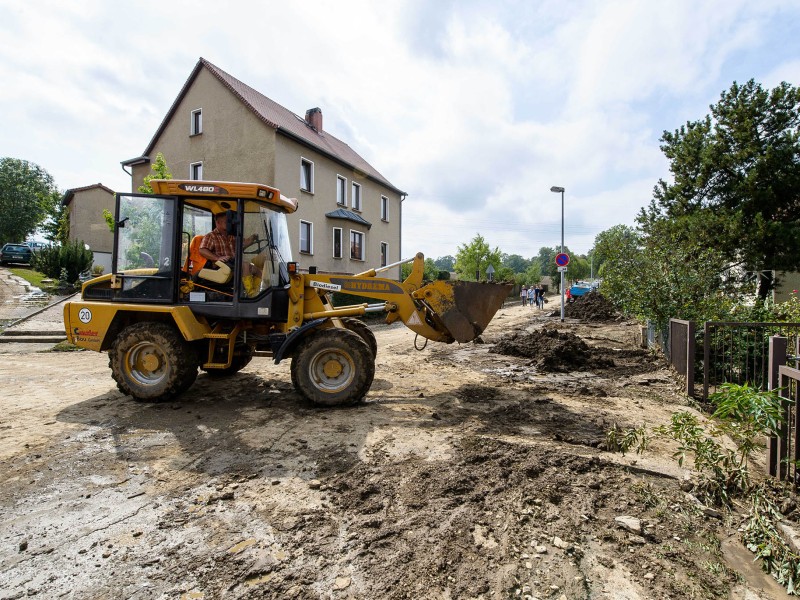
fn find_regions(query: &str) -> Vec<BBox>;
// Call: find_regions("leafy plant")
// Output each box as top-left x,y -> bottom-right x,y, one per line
605,424 -> 649,456
742,488 -> 800,594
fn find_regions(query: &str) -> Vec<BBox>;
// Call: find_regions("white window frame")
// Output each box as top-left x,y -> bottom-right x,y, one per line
380,195 -> 389,221
190,108 -> 202,135
352,182 -> 361,211
336,175 -> 347,206
300,157 -> 314,193
190,161 -> 203,180
380,241 -> 388,267
332,227 -> 342,259
299,220 -> 313,254
350,229 -> 365,261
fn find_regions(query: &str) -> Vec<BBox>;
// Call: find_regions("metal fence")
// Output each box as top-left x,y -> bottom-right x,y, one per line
702,322 -> 800,401
768,336 -> 800,487
668,319 -> 695,397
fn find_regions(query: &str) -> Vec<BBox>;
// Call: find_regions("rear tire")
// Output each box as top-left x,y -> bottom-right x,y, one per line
291,329 -> 375,406
340,317 -> 377,358
109,322 -> 198,401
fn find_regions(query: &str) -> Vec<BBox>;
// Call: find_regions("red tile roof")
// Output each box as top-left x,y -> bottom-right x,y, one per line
128,58 -> 403,194
62,183 -> 115,206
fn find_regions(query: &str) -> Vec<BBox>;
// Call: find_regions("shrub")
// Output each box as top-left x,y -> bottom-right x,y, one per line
31,239 -> 93,283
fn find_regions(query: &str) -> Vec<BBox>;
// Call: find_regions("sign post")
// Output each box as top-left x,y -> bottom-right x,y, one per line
555,253 -> 570,321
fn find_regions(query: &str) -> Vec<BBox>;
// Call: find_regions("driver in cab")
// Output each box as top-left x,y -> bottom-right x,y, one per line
199,212 -> 262,290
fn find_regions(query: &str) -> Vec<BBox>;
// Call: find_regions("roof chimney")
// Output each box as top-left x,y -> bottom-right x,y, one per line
305,107 -> 322,131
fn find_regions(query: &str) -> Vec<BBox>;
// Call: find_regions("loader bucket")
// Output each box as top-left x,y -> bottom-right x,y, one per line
414,281 -> 512,343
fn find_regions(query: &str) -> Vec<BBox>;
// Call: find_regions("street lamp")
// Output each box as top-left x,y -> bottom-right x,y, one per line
550,186 -> 565,322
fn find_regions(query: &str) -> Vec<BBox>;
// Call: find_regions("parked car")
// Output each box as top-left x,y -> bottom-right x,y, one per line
568,282 -> 593,298
24,241 -> 48,251
1,243 -> 34,266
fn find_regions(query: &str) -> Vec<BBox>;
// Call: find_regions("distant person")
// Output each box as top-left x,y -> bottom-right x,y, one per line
520,286 -> 527,307
527,286 -> 535,308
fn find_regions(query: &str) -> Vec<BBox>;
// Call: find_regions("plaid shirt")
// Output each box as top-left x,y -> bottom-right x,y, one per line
200,229 -> 236,260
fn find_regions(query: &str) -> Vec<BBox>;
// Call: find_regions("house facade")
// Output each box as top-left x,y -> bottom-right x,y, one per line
122,58 -> 405,279
61,184 -> 115,274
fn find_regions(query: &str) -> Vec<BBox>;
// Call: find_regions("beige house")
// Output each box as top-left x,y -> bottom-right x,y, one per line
121,58 -> 405,279
61,183 -> 115,273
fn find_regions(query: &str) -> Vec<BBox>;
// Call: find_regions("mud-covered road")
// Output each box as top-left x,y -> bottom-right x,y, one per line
0,300 -> 789,599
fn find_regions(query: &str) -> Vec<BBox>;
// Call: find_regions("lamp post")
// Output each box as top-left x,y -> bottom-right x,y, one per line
550,186 -> 565,322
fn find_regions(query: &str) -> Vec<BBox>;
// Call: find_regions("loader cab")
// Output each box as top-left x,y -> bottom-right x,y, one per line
86,180 -> 297,322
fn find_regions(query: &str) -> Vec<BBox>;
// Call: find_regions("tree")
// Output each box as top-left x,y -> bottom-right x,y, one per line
454,234 -> 503,281
433,255 -> 455,271
644,79 -> 800,299
594,221 -> 736,331
501,253 -> 531,274
138,152 -> 173,194
0,158 -> 60,245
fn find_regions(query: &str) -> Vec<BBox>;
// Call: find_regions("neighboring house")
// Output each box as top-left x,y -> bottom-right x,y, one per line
61,184 -> 115,274
121,57 -> 405,278
775,271 -> 800,303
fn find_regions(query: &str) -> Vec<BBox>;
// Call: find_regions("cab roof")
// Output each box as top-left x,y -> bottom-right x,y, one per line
148,179 -> 298,214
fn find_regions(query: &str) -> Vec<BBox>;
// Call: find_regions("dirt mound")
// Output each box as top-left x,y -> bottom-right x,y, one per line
551,292 -> 621,321
490,327 -> 613,372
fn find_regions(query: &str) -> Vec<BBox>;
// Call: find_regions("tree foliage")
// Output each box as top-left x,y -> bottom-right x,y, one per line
642,79 -> 800,299
433,255 -> 455,271
138,152 -> 173,194
454,234 -> 503,281
0,158 -> 60,245
594,219 -> 736,331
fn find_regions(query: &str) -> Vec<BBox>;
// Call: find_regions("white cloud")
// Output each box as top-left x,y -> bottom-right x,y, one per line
0,0 -> 798,258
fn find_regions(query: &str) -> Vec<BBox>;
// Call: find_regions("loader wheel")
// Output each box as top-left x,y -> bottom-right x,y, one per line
110,322 -> 199,401
290,329 -> 375,406
341,318 -> 378,358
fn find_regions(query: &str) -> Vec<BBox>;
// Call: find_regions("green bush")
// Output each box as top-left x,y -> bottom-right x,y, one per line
437,270 -> 450,280
31,239 -> 93,283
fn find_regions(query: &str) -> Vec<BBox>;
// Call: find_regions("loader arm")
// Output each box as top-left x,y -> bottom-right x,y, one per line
290,253 -> 511,343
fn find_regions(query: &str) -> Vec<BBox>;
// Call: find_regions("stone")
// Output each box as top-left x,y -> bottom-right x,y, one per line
614,515 -> 642,534
552,536 -> 570,550
308,479 -> 322,489
643,572 -> 655,581
18,539 -> 28,552
334,576 -> 351,590
535,545 -> 548,554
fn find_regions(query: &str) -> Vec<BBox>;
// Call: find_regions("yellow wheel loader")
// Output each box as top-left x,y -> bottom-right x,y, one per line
63,180 -> 510,406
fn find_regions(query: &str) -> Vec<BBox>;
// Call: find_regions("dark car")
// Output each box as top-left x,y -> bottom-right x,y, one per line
0,243 -> 33,266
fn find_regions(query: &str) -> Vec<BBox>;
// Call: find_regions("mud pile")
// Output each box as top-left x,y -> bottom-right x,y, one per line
552,292 -> 621,321
491,327 -> 613,372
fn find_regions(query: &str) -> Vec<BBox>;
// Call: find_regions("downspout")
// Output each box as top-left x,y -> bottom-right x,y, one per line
399,192 -> 407,281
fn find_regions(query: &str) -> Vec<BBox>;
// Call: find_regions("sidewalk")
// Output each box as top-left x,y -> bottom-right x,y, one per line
0,268 -> 74,351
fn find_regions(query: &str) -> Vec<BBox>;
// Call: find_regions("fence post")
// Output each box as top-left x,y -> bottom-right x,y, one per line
768,336 -> 788,478
703,322 -> 710,402
686,321 -> 695,398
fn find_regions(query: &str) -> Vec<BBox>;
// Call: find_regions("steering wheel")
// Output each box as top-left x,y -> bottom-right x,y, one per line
243,236 -> 269,253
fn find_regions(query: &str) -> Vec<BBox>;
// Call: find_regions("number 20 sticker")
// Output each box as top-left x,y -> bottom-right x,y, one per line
78,308 -> 92,324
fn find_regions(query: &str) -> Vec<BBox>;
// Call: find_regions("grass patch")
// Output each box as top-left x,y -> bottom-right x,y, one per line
9,267 -> 71,294
47,341 -> 83,352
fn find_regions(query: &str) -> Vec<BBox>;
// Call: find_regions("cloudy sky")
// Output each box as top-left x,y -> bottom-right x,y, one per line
1,0 -> 799,260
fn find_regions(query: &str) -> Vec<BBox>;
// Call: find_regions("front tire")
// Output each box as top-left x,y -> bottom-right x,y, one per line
110,322 -> 198,401
340,317 -> 377,358
290,329 -> 375,406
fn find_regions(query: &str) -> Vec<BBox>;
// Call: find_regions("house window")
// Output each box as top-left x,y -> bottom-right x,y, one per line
300,158 -> 314,192
191,109 -> 202,135
352,182 -> 361,211
300,220 -> 313,254
381,196 -> 389,221
190,162 -> 203,180
380,242 -> 388,267
333,227 -> 342,259
336,176 -> 347,206
350,230 -> 364,261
